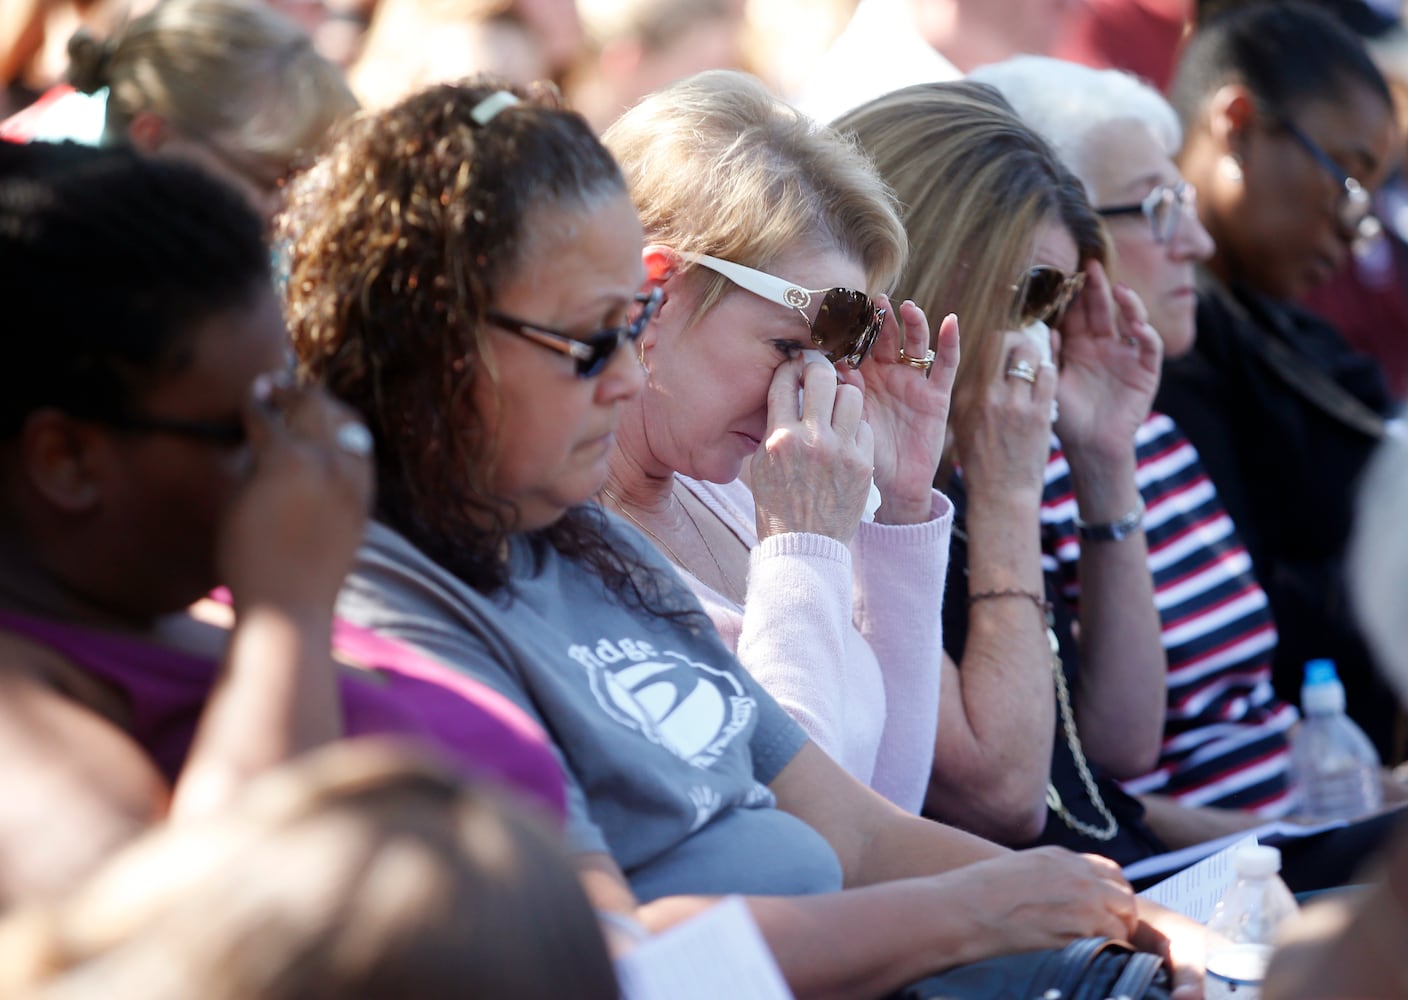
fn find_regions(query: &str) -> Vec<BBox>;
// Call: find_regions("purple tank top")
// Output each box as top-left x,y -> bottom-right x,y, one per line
0,609 -> 566,820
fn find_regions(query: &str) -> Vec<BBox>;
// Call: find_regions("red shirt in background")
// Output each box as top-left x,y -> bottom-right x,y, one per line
1054,0 -> 1192,91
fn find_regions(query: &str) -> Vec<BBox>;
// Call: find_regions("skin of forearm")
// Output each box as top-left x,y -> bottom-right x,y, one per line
927,488 -> 1056,840
169,603 -> 342,820
1063,449 -> 1166,777
639,879 -> 1009,1000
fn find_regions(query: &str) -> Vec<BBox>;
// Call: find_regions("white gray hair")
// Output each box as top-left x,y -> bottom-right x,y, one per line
1349,428 -> 1408,705
970,55 -> 1181,199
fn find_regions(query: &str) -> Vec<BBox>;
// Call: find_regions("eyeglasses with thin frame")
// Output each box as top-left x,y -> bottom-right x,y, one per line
1280,120 -> 1382,246
1097,180 -> 1198,245
486,287 -> 663,378
1014,265 -> 1086,325
677,251 -> 886,368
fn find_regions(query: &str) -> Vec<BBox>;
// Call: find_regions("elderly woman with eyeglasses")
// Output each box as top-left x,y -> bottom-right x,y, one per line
598,70 -> 959,812
970,55 -> 1315,846
1155,3 -> 1404,761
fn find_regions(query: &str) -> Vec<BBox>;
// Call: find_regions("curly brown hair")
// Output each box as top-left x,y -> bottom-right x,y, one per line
281,78 -> 691,614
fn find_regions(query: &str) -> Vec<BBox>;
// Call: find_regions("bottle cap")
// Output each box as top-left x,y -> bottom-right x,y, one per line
1232,844 -> 1282,878
1301,658 -> 1347,715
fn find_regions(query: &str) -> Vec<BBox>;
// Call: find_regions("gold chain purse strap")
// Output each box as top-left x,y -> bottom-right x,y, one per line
1043,613 -> 1119,842
954,523 -> 1119,842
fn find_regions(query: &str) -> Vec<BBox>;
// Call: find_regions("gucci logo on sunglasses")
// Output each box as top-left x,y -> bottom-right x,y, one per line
487,286 -> 663,378
1014,265 -> 1086,325
678,251 -> 885,368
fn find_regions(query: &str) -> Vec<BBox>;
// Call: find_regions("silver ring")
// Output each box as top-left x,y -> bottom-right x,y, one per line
898,346 -> 936,377
335,422 -> 374,456
1006,359 -> 1039,384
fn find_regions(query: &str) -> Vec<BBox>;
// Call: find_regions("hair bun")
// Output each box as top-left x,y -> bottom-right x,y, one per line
66,28 -> 113,95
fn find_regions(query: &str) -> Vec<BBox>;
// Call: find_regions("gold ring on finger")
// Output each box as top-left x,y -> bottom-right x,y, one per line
898,346 -> 936,378
1006,359 -> 1039,384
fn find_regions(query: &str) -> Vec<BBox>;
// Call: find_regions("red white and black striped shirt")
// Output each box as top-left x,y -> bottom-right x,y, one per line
1041,412 -> 1299,816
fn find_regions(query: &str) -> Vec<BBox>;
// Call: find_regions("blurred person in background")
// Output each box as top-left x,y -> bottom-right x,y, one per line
350,0 -> 582,109
739,0 -> 856,101
795,0 -> 1084,123
0,139 -> 563,906
44,0 -> 357,220
350,0 -> 549,109
0,740 -> 618,1000
0,0 -> 130,119
568,0 -> 745,132
1051,0 -> 1192,94
1157,1 -> 1404,760
1301,2 -> 1408,401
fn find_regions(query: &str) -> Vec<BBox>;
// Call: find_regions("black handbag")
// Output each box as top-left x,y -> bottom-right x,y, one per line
890,937 -> 1172,1000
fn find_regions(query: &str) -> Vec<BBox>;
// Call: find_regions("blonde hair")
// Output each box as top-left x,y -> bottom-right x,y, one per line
835,80 -> 1107,460
603,69 -> 906,326
0,740 -> 616,1000
67,0 -> 357,163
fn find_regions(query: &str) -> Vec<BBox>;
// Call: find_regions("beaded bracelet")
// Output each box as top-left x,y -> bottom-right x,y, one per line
967,587 -> 1052,617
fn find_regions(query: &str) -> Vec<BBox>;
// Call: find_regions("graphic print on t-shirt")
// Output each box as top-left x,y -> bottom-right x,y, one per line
569,637 -> 757,768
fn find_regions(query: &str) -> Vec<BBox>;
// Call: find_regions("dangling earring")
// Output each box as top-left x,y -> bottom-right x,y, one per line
1219,153 -> 1244,184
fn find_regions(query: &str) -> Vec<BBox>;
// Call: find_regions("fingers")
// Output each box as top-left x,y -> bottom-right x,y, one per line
892,295 -> 932,365
1114,283 -> 1164,367
1071,259 -> 1115,342
244,370 -> 375,510
831,379 -> 865,439
1000,334 -> 1058,411
934,311 -> 960,376
765,358 -> 807,433
244,369 -> 297,454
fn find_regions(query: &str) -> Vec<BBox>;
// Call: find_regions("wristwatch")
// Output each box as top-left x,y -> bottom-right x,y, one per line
1074,499 -> 1145,542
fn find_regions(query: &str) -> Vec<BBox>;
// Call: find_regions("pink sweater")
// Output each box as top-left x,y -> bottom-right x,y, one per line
675,476 -> 951,812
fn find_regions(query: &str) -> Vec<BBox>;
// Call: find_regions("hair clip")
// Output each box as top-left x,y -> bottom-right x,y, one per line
470,91 -> 520,126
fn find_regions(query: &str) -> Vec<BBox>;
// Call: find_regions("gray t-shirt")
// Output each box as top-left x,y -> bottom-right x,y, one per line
337,516 -> 843,902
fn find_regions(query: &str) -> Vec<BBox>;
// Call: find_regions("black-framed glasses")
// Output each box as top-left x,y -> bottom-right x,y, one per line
1281,120 -> 1382,246
1014,265 -> 1086,325
487,287 -> 663,378
677,251 -> 886,368
105,414 -> 248,446
1098,180 -> 1198,245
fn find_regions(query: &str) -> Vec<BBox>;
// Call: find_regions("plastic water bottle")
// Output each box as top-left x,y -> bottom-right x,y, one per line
1204,844 -> 1299,999
1291,659 -> 1383,821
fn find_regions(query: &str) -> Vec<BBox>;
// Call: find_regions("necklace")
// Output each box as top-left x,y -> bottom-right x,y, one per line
602,483 -> 744,605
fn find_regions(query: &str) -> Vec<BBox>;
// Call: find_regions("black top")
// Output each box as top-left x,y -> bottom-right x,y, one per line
1155,270 -> 1399,757
931,477 -> 1166,867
